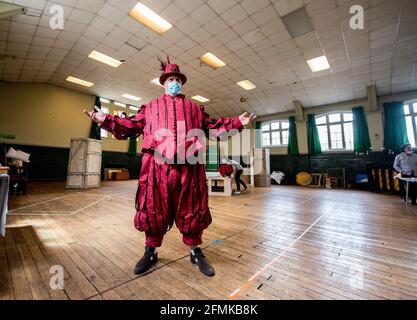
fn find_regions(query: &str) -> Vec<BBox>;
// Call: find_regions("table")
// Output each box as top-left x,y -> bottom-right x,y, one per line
0,174 -> 10,236
398,177 -> 417,206
206,172 -> 232,197
0,166 -> 9,174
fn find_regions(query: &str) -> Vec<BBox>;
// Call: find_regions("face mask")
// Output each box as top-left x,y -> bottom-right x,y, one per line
167,81 -> 182,96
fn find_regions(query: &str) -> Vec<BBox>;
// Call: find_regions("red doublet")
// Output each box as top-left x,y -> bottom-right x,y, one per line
101,93 -> 244,240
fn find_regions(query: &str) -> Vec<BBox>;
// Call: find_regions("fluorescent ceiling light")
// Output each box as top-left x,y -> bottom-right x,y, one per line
122,94 -> 142,101
66,76 -> 94,88
129,106 -> 139,111
88,50 -> 123,68
114,102 -> 126,108
307,55 -> 330,72
0,2 -> 24,19
151,77 -> 164,87
237,80 -> 256,91
23,7 -> 42,17
129,2 -> 172,34
200,52 -> 226,69
192,95 -> 210,103
100,97 -> 110,104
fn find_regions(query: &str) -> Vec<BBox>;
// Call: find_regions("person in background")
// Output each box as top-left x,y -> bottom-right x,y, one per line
222,157 -> 247,195
394,144 -> 417,205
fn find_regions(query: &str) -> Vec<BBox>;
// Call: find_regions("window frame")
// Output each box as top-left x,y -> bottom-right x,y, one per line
100,106 -> 110,138
404,100 -> 417,147
261,120 -> 290,148
315,111 -> 354,152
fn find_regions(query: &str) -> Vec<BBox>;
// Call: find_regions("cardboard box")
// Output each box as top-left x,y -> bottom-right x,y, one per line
111,169 -> 130,181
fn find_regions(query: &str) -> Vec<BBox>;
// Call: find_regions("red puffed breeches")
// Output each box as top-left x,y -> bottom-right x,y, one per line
134,151 -> 211,246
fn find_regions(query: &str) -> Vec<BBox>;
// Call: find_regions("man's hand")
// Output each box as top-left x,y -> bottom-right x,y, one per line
239,112 -> 257,127
83,106 -> 106,125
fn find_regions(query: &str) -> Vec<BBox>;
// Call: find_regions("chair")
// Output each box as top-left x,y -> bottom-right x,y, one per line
9,163 -> 29,195
0,143 -> 30,195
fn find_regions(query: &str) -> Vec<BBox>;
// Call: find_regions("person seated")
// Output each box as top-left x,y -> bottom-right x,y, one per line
394,144 -> 417,204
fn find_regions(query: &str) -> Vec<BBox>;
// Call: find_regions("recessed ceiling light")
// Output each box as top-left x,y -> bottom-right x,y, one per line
192,95 -> 210,103
129,2 -> 172,34
237,80 -> 256,91
0,2 -> 24,19
88,50 -> 123,68
200,52 -> 226,69
122,94 -> 142,101
114,102 -> 126,108
151,78 -> 164,87
307,55 -> 330,72
66,76 -> 94,88
100,97 -> 110,104
129,106 -> 139,111
23,7 -> 42,17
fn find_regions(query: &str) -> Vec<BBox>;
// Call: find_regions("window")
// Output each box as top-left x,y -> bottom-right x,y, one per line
404,101 -> 417,147
261,120 -> 289,147
100,107 -> 109,138
316,112 -> 354,152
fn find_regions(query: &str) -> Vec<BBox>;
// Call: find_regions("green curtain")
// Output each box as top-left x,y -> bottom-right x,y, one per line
128,138 -> 137,156
352,106 -> 371,154
307,114 -> 322,154
254,121 -> 262,148
287,116 -> 299,155
89,96 -> 101,140
383,101 -> 409,154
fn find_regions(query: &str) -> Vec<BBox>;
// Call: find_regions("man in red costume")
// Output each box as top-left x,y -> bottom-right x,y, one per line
84,57 -> 256,277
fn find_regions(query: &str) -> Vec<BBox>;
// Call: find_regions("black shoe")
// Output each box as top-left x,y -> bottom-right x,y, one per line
190,248 -> 215,277
134,246 -> 158,275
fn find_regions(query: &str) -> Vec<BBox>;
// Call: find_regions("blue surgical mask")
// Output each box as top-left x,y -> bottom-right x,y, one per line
167,81 -> 182,96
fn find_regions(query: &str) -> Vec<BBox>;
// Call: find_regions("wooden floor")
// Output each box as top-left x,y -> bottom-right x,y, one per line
2,180 -> 417,300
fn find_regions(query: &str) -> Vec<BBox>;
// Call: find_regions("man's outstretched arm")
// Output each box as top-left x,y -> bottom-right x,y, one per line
84,105 -> 146,140
202,107 -> 257,140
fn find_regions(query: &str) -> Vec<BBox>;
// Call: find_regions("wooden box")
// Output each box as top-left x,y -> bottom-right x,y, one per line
0,167 -> 9,175
66,138 -> 102,189
111,169 -> 130,181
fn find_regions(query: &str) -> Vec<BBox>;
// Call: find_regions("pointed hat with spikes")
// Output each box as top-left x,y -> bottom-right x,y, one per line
158,55 -> 187,85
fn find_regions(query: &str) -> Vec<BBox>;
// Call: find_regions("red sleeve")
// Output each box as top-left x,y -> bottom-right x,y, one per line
201,106 -> 244,140
100,105 -> 146,140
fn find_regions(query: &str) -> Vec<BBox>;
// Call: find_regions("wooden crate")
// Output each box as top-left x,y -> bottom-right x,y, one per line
66,138 -> 102,189
111,169 -> 130,181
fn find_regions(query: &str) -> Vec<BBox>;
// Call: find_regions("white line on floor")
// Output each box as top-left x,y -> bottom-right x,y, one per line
9,195 -> 110,216
299,196 -> 316,205
228,211 -> 328,299
68,196 -> 110,216
9,194 -> 75,213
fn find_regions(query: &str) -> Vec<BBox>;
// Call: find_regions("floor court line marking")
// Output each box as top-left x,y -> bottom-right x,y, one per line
9,193 -> 75,212
9,196 -> 110,216
9,211 -> 73,216
227,211 -> 328,300
299,196 -> 316,205
68,196 -> 111,216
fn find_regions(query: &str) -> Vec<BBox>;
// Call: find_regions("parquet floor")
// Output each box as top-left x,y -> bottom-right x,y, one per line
1,180 -> 417,300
